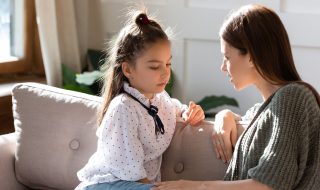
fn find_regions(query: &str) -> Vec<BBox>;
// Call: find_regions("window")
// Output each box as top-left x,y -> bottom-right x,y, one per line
0,0 -> 44,82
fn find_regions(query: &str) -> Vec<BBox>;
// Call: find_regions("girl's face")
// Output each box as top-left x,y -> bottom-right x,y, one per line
220,39 -> 257,91
123,40 -> 172,99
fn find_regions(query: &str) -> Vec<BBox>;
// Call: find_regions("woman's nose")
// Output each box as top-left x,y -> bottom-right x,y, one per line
220,61 -> 226,72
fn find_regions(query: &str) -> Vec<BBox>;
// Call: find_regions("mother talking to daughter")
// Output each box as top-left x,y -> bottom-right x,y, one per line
153,4 -> 320,190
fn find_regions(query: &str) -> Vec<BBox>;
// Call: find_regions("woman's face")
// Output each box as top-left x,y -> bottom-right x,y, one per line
220,39 -> 257,91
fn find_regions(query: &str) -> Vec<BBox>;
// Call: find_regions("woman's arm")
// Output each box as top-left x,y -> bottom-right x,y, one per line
153,179 -> 273,190
212,109 -> 241,163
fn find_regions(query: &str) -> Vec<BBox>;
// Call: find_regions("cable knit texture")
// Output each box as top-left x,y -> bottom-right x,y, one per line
225,83 -> 320,190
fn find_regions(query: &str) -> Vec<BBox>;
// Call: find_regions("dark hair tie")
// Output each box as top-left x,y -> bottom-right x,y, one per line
137,14 -> 150,25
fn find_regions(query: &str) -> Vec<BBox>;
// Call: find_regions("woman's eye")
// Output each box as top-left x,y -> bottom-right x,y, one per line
166,63 -> 172,67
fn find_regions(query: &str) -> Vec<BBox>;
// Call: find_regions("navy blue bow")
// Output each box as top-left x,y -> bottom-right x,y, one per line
124,92 -> 165,135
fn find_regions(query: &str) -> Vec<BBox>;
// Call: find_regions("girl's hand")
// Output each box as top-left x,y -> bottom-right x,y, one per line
182,101 -> 205,126
152,180 -> 202,190
212,109 -> 238,164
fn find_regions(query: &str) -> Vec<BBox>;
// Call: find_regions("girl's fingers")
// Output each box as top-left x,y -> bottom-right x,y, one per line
187,105 -> 204,126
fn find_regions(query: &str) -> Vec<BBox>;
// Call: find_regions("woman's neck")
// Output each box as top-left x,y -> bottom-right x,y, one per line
255,79 -> 282,101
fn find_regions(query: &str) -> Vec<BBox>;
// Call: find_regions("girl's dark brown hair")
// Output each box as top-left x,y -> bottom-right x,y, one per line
219,4 -> 319,105
98,10 -> 169,125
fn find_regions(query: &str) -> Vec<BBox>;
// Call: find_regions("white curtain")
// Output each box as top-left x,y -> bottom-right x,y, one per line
35,0 -> 86,87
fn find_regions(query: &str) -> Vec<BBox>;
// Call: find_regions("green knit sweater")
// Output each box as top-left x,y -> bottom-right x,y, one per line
225,83 -> 320,190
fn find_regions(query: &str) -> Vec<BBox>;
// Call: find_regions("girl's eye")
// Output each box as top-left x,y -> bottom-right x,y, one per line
150,66 -> 159,70
166,63 -> 172,67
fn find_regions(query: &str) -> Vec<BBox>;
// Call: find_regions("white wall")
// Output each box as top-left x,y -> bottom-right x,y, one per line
82,0 -> 320,115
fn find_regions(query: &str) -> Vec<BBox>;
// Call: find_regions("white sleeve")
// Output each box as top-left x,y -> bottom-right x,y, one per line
99,102 -> 147,181
170,98 -> 188,117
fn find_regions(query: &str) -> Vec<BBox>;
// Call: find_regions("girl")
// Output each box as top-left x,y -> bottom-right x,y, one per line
153,4 -> 320,190
76,10 -> 205,190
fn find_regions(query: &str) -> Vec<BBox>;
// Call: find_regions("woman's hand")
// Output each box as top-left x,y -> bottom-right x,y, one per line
212,109 -> 239,163
138,178 -> 150,184
152,180 -> 203,190
152,179 -> 274,190
182,101 -> 205,126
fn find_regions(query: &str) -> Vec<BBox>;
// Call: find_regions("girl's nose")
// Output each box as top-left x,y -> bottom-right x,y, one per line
161,66 -> 170,77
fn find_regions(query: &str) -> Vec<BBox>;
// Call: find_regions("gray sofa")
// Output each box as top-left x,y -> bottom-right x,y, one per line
0,82 -> 229,190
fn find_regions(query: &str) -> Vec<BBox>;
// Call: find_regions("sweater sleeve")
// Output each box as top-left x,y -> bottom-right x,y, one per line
248,84 -> 320,190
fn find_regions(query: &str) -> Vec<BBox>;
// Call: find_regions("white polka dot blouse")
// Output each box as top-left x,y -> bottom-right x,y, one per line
76,82 -> 187,189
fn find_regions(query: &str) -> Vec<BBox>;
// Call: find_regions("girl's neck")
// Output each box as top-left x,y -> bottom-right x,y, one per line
144,93 -> 154,100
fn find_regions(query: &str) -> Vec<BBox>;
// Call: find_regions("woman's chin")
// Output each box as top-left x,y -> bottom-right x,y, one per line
233,83 -> 244,91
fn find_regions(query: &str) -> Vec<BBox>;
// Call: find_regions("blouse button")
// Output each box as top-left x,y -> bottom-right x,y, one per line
174,162 -> 184,173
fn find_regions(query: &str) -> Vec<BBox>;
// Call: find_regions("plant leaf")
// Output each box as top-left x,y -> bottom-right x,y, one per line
87,49 -> 106,70
76,71 -> 103,85
165,69 -> 174,97
197,95 -> 239,111
61,64 -> 77,85
63,84 -> 93,95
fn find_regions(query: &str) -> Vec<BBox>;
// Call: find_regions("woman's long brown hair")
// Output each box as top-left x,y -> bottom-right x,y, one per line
219,4 -> 319,105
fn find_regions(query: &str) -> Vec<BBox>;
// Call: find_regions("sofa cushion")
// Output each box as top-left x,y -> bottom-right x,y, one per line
12,83 -> 101,190
162,119 -> 228,181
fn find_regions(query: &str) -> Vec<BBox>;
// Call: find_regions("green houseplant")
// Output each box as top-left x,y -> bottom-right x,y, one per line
62,49 -> 239,117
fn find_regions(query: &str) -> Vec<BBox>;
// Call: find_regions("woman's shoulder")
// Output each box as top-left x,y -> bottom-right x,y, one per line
275,82 -> 318,103
278,82 -> 315,94
271,82 -> 320,116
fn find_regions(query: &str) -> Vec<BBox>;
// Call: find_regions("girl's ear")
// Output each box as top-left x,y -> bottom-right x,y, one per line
122,62 -> 132,78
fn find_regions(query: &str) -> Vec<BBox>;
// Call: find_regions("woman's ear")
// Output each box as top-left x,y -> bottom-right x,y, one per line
121,62 -> 132,78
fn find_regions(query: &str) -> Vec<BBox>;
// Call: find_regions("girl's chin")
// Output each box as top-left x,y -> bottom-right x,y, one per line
156,85 -> 166,91
156,88 -> 165,93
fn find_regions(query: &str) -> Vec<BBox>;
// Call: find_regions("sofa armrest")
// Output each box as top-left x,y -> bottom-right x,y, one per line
0,133 -> 29,190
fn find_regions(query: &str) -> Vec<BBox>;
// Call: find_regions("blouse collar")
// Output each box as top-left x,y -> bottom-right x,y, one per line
123,82 -> 161,107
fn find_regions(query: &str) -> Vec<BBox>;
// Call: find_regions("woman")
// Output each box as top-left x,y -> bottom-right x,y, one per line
152,4 -> 320,190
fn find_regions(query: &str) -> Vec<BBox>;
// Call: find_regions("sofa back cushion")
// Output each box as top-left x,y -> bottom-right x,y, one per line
12,83 -> 101,190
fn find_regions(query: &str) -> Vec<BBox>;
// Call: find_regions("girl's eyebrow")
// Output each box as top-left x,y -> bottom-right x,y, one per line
147,55 -> 172,63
